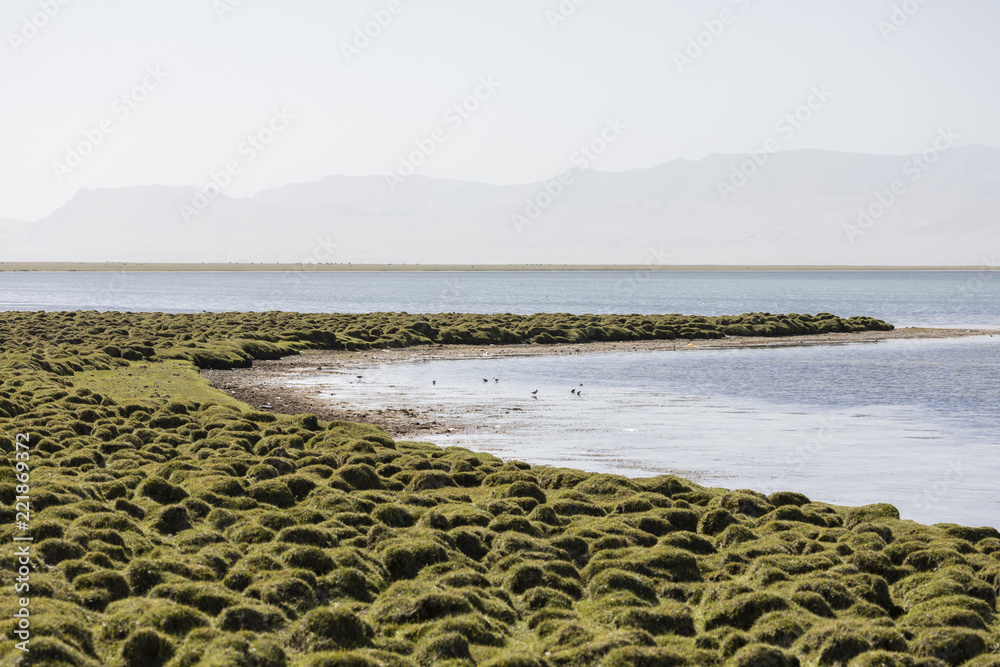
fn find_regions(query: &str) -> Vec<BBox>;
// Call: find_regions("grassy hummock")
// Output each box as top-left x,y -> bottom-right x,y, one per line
0,310 -> 893,371
2,311 -> 998,666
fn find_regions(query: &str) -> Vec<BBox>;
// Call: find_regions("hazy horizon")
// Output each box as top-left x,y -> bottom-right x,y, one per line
9,142 -> 997,225
4,0 -> 1000,224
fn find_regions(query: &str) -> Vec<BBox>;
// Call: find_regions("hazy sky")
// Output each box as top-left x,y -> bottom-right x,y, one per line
3,0 -> 999,221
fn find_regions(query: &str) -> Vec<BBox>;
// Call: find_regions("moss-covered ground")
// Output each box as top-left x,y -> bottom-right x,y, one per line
2,311 -> 998,666
0,310 -> 894,371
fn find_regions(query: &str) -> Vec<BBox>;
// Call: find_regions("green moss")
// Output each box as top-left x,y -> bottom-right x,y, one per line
489,514 -> 542,537
289,606 -> 375,652
247,479 -> 296,508
575,474 -> 641,498
7,310 -> 994,667
373,503 -> 416,528
902,597 -> 991,632
216,604 -> 287,632
703,592 -> 789,631
845,504 -> 901,528
911,627 -> 987,664
73,570 -> 131,611
794,577 -> 857,610
171,632 -> 287,667
407,470 -> 457,492
479,655 -> 548,667
700,509 -> 739,536
148,582 -> 238,616
597,645 -> 690,666
37,537 -> 86,565
748,611 -> 809,648
715,491 -> 774,519
0,637 -> 100,667
795,620 -> 908,665
726,643 -> 799,667
151,505 -> 192,535
276,525 -> 336,548
589,569 -> 659,604
368,581 -> 474,625
505,561 -> 582,600
120,628 -> 174,667
409,632 -> 471,664
321,567 -> 377,603
609,602 -> 695,637
902,548 -> 969,573
378,538 -> 450,580
660,531 -> 716,555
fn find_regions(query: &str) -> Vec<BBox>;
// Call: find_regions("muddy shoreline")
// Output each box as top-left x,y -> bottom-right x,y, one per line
201,327 -> 995,438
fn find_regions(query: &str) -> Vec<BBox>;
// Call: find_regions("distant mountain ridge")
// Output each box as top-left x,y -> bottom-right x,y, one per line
2,145 -> 998,265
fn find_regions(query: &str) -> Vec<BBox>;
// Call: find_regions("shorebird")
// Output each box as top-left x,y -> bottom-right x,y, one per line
494,377 -> 499,383
356,375 -> 363,379
571,389 -> 576,394
531,389 -> 538,395
432,380 -> 436,385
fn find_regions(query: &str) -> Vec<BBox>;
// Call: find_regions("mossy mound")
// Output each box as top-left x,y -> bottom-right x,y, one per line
0,310 -> 894,373
5,309 -> 997,667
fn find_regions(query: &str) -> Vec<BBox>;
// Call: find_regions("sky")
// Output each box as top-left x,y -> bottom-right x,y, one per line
2,0 -> 999,222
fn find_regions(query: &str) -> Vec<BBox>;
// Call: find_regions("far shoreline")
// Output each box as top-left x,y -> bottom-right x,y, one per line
1,262 -> 997,272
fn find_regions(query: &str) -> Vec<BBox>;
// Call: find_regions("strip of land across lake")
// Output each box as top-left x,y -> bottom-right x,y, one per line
0,262 -> 994,272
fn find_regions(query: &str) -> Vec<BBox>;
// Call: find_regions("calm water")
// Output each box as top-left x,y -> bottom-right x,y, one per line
292,336 -> 1000,528
0,270 -> 998,328
3,270 -> 997,526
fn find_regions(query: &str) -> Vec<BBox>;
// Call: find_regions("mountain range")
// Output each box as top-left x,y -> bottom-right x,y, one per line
2,145 -> 997,265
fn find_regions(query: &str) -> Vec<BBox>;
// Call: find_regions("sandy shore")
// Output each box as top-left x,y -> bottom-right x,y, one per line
201,327 -> 996,438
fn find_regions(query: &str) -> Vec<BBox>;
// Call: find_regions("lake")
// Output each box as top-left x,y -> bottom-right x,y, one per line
3,269 -> 997,526
1,270 -> 998,328
289,335 -> 1000,528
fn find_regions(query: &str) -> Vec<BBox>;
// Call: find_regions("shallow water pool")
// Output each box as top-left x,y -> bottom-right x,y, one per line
291,336 -> 1000,527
